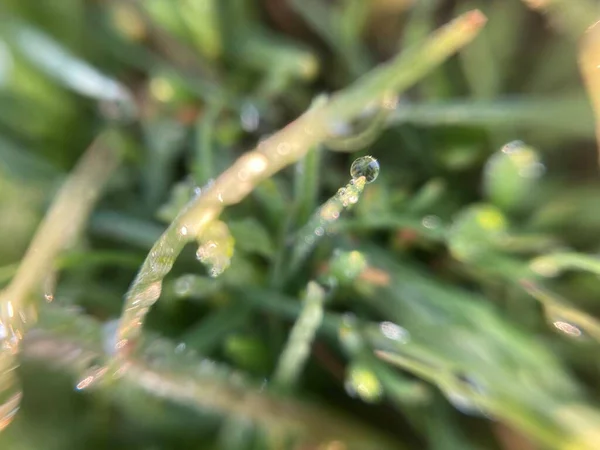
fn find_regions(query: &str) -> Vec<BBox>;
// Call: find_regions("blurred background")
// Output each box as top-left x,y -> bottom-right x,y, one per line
2,0 -> 600,449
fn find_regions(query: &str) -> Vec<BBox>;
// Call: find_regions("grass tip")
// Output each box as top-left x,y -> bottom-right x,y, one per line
464,9 -> 488,29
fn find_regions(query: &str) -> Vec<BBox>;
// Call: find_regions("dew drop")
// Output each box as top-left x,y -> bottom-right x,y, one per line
43,274 -> 56,303
421,215 -> 441,230
315,226 -> 325,237
174,275 -> 194,297
350,156 -> 379,183
240,103 -> 260,132
195,221 -> 234,278
552,320 -> 582,338
304,235 -> 315,245
380,321 -> 410,343
75,365 -> 108,391
277,142 -> 291,156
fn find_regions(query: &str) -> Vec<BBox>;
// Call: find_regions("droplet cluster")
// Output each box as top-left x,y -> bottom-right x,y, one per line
196,220 -> 235,278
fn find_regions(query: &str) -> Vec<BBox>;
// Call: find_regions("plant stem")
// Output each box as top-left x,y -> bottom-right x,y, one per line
273,281 -> 325,389
0,130 -> 120,430
25,306 -> 399,449
0,130 -> 121,317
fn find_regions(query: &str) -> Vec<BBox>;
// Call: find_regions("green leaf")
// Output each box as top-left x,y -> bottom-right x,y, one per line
228,218 -> 275,259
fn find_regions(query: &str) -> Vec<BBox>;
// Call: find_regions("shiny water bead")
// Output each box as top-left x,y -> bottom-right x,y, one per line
196,221 -> 235,278
350,156 -> 379,183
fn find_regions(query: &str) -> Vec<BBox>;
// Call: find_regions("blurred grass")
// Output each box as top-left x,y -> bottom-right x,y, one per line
2,0 -> 600,449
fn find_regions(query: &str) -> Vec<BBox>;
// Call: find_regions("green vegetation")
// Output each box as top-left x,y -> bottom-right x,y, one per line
1,1 -> 600,449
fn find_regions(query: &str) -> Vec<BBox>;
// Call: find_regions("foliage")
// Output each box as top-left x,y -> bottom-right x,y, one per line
1,1 -> 600,449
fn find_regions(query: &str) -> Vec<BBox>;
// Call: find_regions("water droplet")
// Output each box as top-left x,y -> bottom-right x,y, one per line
552,320 -> 582,337
380,321 -> 409,343
345,363 -> 383,403
196,221 -> 234,278
421,215 -> 441,230
277,142 -> 291,155
320,203 -> 340,221
315,226 -> 325,237
180,226 -> 188,236
304,235 -> 315,245
175,342 -> 187,354
240,103 -> 260,132
76,365 -> 108,391
43,274 -> 56,303
174,275 -> 194,297
350,156 -> 379,183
